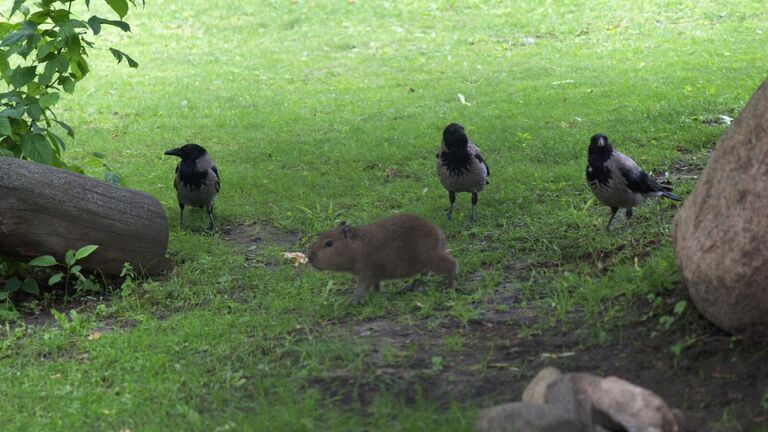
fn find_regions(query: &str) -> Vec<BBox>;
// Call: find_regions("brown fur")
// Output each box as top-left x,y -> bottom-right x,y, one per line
307,213 -> 459,303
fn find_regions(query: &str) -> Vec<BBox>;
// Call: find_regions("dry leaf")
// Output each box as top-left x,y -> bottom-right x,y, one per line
87,331 -> 102,340
457,93 -> 472,106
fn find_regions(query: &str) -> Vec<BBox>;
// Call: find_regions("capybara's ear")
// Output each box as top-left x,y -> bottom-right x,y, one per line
342,223 -> 352,240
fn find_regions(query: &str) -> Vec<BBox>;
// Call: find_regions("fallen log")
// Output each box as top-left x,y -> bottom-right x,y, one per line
0,157 -> 173,276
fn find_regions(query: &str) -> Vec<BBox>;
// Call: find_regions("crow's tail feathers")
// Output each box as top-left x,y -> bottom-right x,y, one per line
660,190 -> 681,201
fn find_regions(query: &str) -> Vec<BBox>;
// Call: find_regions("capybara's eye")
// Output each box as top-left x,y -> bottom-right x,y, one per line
324,239 -> 333,247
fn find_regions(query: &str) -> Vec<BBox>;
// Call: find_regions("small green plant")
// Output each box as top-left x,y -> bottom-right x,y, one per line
2,257 -> 41,297
28,244 -> 100,296
430,355 -> 444,373
3,274 -> 40,296
51,308 -> 91,335
669,333 -> 700,370
0,291 -> 20,321
658,300 -> 687,331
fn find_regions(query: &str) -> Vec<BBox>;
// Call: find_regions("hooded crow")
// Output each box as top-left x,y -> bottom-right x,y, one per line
586,134 -> 680,230
164,143 -> 220,232
436,123 -> 490,222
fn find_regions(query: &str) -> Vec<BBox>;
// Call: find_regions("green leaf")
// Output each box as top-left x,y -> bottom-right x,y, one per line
75,245 -> 98,260
65,249 -> 75,267
60,76 -> 75,93
22,277 -> 39,295
105,171 -> 123,186
58,19 -> 88,38
70,57 -> 90,79
673,300 -> 687,315
47,130 -> 66,152
25,100 -> 41,120
10,0 -> 28,18
54,119 -> 74,137
39,58 -> 57,86
48,272 -> 63,285
0,117 -> 11,136
0,23 -> 20,39
87,16 -> 131,35
70,264 -> 82,275
0,105 -> 24,119
36,40 -> 57,61
28,10 -> 52,25
20,132 -> 52,164
109,48 -> 138,68
104,0 -> 129,19
49,9 -> 71,25
39,92 -> 59,108
1,21 -> 35,48
29,255 -> 57,267
10,65 -> 37,88
4,277 -> 21,293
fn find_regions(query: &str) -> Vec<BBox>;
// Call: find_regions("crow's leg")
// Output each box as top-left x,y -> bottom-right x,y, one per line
605,207 -> 619,231
207,202 -> 216,232
447,191 -> 456,221
623,207 -> 633,231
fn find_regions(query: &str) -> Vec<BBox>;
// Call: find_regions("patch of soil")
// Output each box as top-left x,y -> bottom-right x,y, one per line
222,222 -> 301,250
309,288 -> 768,431
222,222 -> 302,267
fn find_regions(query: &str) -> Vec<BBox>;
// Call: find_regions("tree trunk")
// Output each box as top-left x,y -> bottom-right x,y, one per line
0,157 -> 173,276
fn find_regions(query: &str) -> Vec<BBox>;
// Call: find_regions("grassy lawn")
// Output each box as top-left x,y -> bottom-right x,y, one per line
2,0 -> 767,430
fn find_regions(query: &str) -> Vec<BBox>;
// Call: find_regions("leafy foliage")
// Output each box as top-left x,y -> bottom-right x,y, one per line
1,244 -> 101,313
28,244 -> 101,295
0,0 -> 142,168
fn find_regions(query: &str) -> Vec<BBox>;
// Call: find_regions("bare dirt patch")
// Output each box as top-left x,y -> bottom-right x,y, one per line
222,222 -> 302,267
310,288 -> 768,431
222,222 -> 301,250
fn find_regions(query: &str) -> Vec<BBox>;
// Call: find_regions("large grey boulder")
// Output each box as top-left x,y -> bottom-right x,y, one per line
672,79 -> 768,335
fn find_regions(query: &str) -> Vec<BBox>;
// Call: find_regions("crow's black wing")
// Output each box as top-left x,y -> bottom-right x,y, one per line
619,167 -> 663,194
475,153 -> 490,177
212,165 -> 221,192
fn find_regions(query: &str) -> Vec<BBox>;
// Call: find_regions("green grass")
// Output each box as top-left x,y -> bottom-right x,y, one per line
2,0 -> 767,430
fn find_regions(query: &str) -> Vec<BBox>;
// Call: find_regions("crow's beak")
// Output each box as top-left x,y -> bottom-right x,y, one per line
164,148 -> 182,157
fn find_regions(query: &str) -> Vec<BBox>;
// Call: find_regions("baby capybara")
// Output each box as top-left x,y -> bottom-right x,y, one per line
307,213 -> 459,303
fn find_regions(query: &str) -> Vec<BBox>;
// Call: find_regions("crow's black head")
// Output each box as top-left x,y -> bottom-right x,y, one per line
443,123 -> 468,150
164,143 -> 209,161
588,134 -> 612,156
